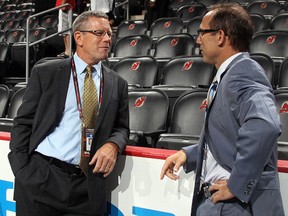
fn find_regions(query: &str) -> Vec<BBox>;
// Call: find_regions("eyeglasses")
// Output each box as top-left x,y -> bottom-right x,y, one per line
80,30 -> 113,38
197,29 -> 219,36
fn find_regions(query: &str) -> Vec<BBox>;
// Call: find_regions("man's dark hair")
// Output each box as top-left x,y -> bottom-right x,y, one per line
209,3 -> 254,52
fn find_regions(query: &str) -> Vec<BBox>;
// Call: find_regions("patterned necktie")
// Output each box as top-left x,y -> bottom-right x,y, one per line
206,77 -> 218,109
80,66 -> 99,176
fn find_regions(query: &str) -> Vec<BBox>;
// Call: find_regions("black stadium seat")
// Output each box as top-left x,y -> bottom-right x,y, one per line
128,89 -> 169,147
0,87 -> 26,132
250,53 -> 275,88
153,33 -> 195,59
112,34 -> 152,58
113,56 -> 158,88
0,84 -> 10,117
176,3 -> 207,25
274,91 -> 288,160
156,89 -> 208,150
149,17 -> 184,43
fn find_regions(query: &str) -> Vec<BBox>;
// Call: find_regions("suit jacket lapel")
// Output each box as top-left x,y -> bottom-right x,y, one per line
94,65 -> 113,131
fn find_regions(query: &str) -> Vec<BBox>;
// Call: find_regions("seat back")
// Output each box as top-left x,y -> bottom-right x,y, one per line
186,16 -> 202,38
249,30 -> 288,59
2,19 -> 21,31
39,14 -> 58,29
247,1 -> 281,18
0,42 -> 9,63
113,35 -> 152,58
7,87 -> 25,119
278,57 -> 288,88
250,13 -> 267,33
0,84 -> 10,117
176,3 -> 207,24
0,30 -> 5,42
115,20 -> 148,38
149,17 -> 184,40
153,33 -> 195,58
170,89 -> 207,135
113,56 -> 158,88
160,55 -> 213,87
250,53 -> 275,87
270,13 -> 288,30
169,0 -> 195,15
274,91 -> 288,159
128,89 -> 169,133
5,28 -> 25,43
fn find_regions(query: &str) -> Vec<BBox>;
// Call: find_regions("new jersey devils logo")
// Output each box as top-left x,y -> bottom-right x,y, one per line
182,61 -> 193,71
266,35 -> 276,44
130,39 -> 138,47
280,102 -> 288,113
164,21 -> 171,28
170,38 -> 179,46
133,97 -> 147,108
130,61 -> 141,71
200,99 -> 207,110
128,24 -> 135,30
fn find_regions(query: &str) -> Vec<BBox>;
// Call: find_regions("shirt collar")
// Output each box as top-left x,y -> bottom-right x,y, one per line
73,52 -> 102,78
215,52 -> 244,83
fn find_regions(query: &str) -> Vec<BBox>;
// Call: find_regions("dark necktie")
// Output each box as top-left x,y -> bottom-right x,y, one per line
206,78 -> 218,109
80,66 -> 98,176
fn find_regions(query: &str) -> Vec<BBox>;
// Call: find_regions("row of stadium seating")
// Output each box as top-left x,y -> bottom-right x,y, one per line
0,83 -> 287,160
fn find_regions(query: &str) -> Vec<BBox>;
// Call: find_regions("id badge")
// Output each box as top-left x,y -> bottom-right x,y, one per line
83,128 -> 94,158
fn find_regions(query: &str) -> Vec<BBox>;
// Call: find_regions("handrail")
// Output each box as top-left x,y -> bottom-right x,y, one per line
115,0 -> 129,20
25,3 -> 73,83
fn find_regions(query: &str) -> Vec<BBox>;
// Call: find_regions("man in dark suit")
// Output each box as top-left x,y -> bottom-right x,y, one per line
8,11 -> 129,216
160,3 -> 284,216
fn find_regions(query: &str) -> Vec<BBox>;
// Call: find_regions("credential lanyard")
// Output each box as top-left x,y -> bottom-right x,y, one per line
71,57 -> 104,125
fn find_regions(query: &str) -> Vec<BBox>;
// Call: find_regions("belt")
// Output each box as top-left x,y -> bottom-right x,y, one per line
200,182 -> 215,199
35,152 -> 84,176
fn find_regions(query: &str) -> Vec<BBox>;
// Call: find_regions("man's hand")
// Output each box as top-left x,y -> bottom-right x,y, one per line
89,142 -> 119,177
160,150 -> 187,180
209,179 -> 235,203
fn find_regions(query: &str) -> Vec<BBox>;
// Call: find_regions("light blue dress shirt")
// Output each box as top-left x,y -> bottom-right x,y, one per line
36,53 -> 101,165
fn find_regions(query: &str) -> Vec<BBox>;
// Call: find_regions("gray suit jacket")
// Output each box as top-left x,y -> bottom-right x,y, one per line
8,57 -> 129,212
184,53 -> 284,215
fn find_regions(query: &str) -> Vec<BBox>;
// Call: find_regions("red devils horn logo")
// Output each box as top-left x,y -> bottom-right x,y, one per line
280,102 -> 288,113
189,6 -> 195,13
182,61 -> 193,71
128,24 -> 135,30
133,97 -> 147,108
170,38 -> 179,46
199,99 -> 207,110
130,61 -> 141,71
130,39 -> 138,47
266,35 -> 276,44
164,21 -> 171,28
34,30 -> 39,36
260,3 -> 267,9
13,31 -> 18,37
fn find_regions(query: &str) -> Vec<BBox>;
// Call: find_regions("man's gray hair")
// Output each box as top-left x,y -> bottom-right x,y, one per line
72,11 -> 109,32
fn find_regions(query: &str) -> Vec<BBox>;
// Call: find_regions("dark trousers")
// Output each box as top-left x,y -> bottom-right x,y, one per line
14,153 -> 101,216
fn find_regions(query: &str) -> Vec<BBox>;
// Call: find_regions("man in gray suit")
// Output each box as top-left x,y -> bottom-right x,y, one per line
160,3 -> 284,216
9,11 -> 129,215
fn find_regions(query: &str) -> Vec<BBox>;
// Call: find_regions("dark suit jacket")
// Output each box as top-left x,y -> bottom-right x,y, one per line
184,53 -> 284,216
8,57 -> 129,212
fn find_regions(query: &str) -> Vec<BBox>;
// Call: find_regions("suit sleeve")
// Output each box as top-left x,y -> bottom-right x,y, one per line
107,77 -> 129,154
8,66 -> 42,176
226,61 -> 281,203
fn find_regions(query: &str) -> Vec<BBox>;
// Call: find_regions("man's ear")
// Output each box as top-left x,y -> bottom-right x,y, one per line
217,30 -> 226,47
74,31 -> 83,46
